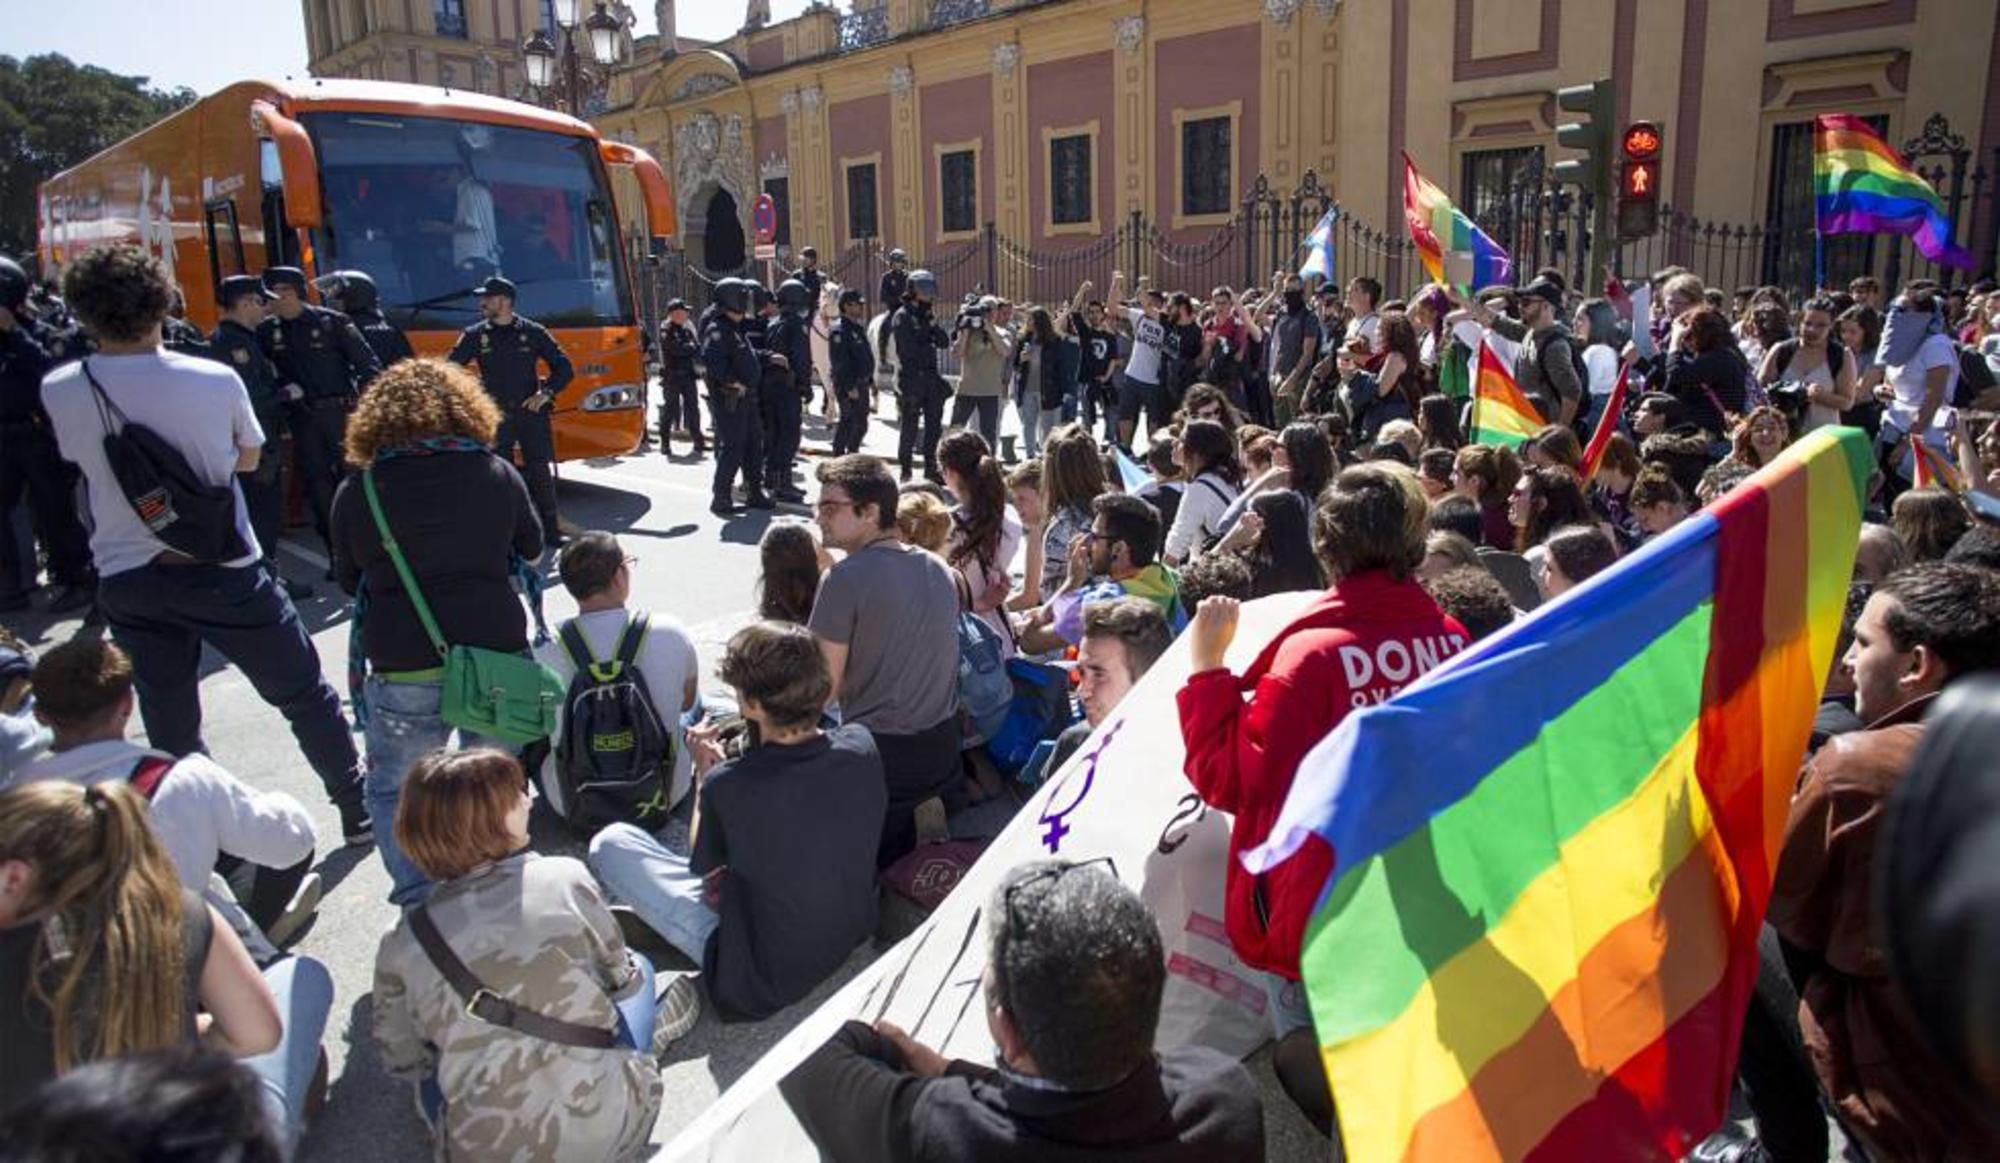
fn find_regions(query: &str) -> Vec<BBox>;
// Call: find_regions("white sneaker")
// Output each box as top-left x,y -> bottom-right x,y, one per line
652,973 -> 702,1056
264,872 -> 323,947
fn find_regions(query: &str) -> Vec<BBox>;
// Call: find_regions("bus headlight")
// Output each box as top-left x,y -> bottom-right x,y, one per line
581,384 -> 642,411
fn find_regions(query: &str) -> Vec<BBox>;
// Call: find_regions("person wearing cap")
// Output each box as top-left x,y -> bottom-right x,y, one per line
764,280 -> 815,502
658,298 -> 704,457
207,276 -> 310,601
0,256 -> 96,615
789,246 -> 824,307
1456,276 -> 1583,429
700,279 -> 769,516
257,265 -> 383,567
878,248 -> 910,315
828,288 -> 875,455
887,270 -> 951,482
446,275 -> 575,547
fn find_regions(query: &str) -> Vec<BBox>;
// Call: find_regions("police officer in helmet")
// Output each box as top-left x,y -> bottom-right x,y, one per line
879,248 -> 910,314
258,265 -> 382,569
699,278 -> 768,516
762,278 -> 814,502
315,269 -> 414,369
446,275 -> 575,548
888,268 -> 950,481
0,255 -> 95,613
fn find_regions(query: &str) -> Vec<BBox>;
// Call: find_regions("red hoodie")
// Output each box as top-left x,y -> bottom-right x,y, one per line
1177,572 -> 1468,978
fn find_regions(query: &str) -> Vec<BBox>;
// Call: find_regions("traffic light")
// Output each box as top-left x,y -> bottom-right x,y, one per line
1617,121 -> 1664,240
1554,80 -> 1616,274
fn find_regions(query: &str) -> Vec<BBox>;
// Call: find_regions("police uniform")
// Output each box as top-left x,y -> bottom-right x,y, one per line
351,307 -> 414,369
888,287 -> 950,480
257,267 -> 382,555
828,300 -> 876,456
208,277 -> 289,573
163,315 -> 213,358
0,311 -> 94,608
657,301 -> 702,455
762,282 -> 814,499
698,281 -> 766,515
879,266 -> 909,314
446,276 -> 574,541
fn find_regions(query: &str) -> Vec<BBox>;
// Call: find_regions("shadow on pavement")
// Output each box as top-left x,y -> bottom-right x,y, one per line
303,994 -> 429,1163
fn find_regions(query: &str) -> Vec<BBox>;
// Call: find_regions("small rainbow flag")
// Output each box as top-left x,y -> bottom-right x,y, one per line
1470,337 -> 1540,447
1403,152 -> 1514,295
1814,114 -> 1974,270
1909,433 -> 1964,493
1245,426 -> 1874,1163
1580,365 -> 1631,481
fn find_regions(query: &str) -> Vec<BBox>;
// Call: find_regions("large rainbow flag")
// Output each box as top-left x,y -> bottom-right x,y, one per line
1814,113 -> 1974,269
1245,426 -> 1873,1162
1403,152 -> 1514,294
1469,336 -> 1540,447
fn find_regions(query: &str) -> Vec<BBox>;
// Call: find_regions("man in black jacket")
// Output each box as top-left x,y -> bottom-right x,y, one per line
447,275 -> 575,547
878,248 -> 910,315
0,256 -> 94,613
259,265 -> 382,563
781,859 -> 1264,1162
658,298 -> 703,456
888,270 -> 950,482
763,279 -> 814,502
314,270 -> 413,369
208,275 -> 310,600
701,279 -> 769,516
828,289 -> 875,455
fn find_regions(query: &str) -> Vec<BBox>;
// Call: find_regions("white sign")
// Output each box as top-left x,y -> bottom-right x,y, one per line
661,593 -> 1316,1162
753,242 -> 778,262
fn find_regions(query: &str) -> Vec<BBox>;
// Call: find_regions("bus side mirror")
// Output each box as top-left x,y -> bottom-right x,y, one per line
650,235 -> 669,258
250,101 -> 324,228
600,139 -> 677,244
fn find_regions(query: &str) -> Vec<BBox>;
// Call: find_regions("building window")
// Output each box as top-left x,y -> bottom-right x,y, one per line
1460,146 -> 1545,265
1050,132 -> 1093,228
938,147 -> 978,237
763,177 -> 792,247
434,0 -> 467,38
1767,115 -> 1886,291
845,160 -> 879,240
1175,107 -> 1238,222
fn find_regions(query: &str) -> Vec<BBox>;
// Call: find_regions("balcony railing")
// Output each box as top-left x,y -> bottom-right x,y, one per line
927,0 -> 989,29
837,6 -> 890,51
434,3 -> 469,39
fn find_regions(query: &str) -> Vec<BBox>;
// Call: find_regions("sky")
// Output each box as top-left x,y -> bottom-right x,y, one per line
10,0 -> 818,99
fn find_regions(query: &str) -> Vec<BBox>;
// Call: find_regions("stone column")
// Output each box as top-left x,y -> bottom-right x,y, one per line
888,64 -> 922,252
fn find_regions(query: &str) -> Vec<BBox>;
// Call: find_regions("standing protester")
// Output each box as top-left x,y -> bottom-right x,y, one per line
447,275 -> 574,549
888,270 -> 951,482
43,247 -> 370,844
764,280 -> 814,503
700,279 -> 769,516
0,256 -> 94,614
1265,273 -> 1323,427
657,298 -> 703,456
828,289 -> 875,455
1107,271 -> 1172,450
314,270 -> 413,370
949,295 -> 1011,448
1343,275 -> 1383,348
1071,293 -> 1121,440
207,276 -> 310,601
878,248 -> 910,315
1462,277 -> 1583,428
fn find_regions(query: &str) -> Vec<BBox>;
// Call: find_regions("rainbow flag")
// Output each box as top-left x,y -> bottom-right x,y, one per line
1909,433 -> 1964,493
1814,114 -> 1974,270
1469,337 -> 1539,447
1580,364 -> 1631,481
1244,426 -> 1873,1162
1403,152 -> 1514,294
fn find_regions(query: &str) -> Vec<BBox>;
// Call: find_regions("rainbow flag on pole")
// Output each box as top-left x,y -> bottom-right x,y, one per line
1469,337 -> 1540,447
1580,365 -> 1632,481
1403,152 -> 1514,294
1909,433 -> 1964,493
1813,113 -> 1974,269
1244,426 -> 1873,1162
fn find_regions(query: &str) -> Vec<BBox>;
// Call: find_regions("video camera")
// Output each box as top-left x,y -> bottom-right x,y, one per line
955,295 -> 989,333
1765,380 -> 1812,424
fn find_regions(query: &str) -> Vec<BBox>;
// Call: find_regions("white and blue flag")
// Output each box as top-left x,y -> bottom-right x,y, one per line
1298,206 -> 1340,283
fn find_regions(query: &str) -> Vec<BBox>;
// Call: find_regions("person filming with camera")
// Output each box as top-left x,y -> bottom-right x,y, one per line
949,295 -> 1010,448
1757,295 -> 1856,433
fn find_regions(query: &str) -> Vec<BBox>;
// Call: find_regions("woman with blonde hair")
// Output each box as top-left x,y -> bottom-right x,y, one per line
329,358 -> 545,907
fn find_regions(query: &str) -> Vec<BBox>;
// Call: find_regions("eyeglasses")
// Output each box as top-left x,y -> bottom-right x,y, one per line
1084,529 -> 1120,544
1003,857 -> 1118,928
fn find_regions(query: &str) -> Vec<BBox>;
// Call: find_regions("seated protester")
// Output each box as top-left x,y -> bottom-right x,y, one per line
1130,431 -> 1186,537
1943,521 -> 2000,571
1175,551 -> 1252,609
372,749 -> 670,1161
1695,458 -> 1756,506
1538,524 -> 1618,600
589,623 -> 885,1020
1507,465 -> 1593,571
757,521 -> 828,626
1629,463 -> 1692,541
1163,420 -> 1244,566
1768,563 -> 2000,1162
1854,522 -> 1912,584
0,629 -> 49,786
537,532 -> 701,813
1019,494 -> 1186,654
0,782 -> 327,1153
1416,447 -> 1456,500
780,860 -> 1265,1163
1417,530 -> 1485,582
1891,487 -> 1970,563
1631,390 -> 1689,440
0,1047 -> 283,1163
1179,463 -> 1468,1130
897,491 -> 954,556
1451,443 -> 1522,551
1046,599 -> 1174,775
1725,405 -> 1791,472
808,456 -> 961,867
14,640 -> 318,948
1638,430 -> 1714,500
1813,582 -> 1873,750
1426,493 -> 1485,544
1420,565 -> 1515,643
1211,490 -> 1326,599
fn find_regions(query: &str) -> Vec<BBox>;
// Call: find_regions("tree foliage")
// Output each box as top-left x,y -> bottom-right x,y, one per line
0,53 -> 196,258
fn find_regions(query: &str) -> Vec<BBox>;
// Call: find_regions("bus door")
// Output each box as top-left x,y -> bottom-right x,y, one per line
260,139 -> 302,269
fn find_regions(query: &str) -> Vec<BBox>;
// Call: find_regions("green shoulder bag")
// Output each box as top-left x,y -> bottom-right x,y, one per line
362,469 -> 564,746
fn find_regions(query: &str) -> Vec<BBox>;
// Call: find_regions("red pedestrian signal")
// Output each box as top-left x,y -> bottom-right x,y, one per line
1617,121 -> 1663,241
1623,160 -> 1658,199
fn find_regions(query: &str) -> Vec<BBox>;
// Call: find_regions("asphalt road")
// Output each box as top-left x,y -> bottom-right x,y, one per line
4,402 -> 1328,1161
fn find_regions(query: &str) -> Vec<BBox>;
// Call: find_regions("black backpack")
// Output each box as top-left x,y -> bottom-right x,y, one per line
1955,342 -> 1996,407
548,613 -> 674,836
83,361 -> 250,563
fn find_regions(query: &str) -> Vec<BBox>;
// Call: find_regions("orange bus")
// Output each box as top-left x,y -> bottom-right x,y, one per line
36,77 -> 675,461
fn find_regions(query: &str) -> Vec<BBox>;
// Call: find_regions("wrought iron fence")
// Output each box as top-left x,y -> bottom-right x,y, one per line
836,5 -> 890,51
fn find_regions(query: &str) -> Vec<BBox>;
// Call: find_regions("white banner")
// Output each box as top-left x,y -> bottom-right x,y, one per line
661,592 -> 1316,1161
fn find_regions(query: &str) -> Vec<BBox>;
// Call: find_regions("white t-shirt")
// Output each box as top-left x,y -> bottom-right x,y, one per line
1582,344 -> 1620,398
1346,311 -> 1381,348
1883,332 -> 1959,433
43,350 -> 264,577
1122,307 -> 1167,385
535,608 -> 701,807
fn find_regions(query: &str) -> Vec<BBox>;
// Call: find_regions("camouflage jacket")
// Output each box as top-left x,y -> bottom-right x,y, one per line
373,852 -> 662,1161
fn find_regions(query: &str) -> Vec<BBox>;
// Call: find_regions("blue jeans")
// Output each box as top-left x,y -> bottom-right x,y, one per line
242,954 -> 334,1159
362,675 -> 507,907
587,824 -> 721,966
97,562 -> 363,812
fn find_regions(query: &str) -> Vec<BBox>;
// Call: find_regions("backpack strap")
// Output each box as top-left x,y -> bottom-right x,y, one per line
557,617 -> 598,674
362,470 -> 449,662
128,756 -> 176,800
612,611 -> 651,671
407,906 -> 619,1049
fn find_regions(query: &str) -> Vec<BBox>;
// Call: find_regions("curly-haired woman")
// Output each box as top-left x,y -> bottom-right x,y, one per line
329,358 -> 544,907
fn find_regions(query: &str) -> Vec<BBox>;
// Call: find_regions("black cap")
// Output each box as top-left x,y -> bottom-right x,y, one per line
665,298 -> 690,313
473,275 -> 518,299
1522,276 -> 1565,308
262,266 -> 308,294
218,275 -> 271,307
838,288 -> 866,307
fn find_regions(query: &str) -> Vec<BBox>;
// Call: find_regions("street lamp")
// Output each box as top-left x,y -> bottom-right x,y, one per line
520,0 -> 624,117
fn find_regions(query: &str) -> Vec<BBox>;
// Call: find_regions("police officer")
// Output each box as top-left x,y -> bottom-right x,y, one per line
207,275 -> 310,600
446,275 -> 575,547
760,279 -> 814,502
888,268 -> 950,481
878,248 -> 910,314
828,288 -> 876,456
789,246 -> 824,307
700,279 -> 768,517
163,287 -> 212,357
0,256 -> 94,613
259,265 -> 382,564
657,298 -> 703,457
316,269 -> 414,369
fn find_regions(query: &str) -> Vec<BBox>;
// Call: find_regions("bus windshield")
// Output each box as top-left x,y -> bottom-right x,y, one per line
304,112 -> 633,331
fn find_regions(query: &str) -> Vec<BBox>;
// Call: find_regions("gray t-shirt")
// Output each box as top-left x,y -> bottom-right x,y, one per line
808,539 -> 960,735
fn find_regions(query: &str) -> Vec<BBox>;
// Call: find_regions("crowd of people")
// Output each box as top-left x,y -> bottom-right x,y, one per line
2,229 -> 2000,1163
